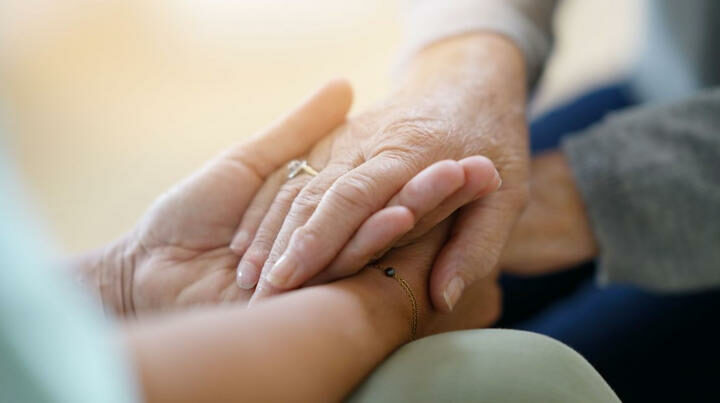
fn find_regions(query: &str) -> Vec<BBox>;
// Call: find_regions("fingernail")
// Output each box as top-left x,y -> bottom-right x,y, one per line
236,261 -> 258,289
230,231 -> 250,255
472,170 -> 503,201
443,276 -> 465,311
494,170 -> 503,191
265,254 -> 296,288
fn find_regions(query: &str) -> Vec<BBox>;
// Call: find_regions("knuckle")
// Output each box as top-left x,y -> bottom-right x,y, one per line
250,234 -> 272,252
248,230 -> 272,250
378,150 -> 420,175
293,225 -> 324,257
384,117 -> 449,142
275,185 -> 300,205
291,194 -> 317,217
243,245 -> 269,267
292,186 -> 323,215
249,225 -> 280,255
328,172 -> 378,211
369,117 -> 451,159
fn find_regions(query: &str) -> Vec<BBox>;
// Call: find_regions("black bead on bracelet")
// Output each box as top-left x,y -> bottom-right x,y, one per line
373,264 -> 418,339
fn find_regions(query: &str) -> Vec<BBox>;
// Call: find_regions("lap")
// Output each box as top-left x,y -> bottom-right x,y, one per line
349,329 -> 619,403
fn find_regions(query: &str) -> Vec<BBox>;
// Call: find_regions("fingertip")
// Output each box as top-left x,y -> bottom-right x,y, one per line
428,159 -> 466,189
458,156 -> 501,200
236,260 -> 260,290
413,160 -> 465,190
459,156 -> 496,182
478,168 -> 502,198
429,243 -> 464,312
360,205 -> 415,249
321,77 -> 354,114
343,205 -> 415,260
383,205 -> 415,231
459,155 -> 495,169
492,171 -> 503,192
317,206 -> 415,284
389,160 -> 465,214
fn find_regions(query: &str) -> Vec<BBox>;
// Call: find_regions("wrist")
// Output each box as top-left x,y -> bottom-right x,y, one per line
397,32 -> 527,105
335,268 -> 416,346
67,233 -> 141,317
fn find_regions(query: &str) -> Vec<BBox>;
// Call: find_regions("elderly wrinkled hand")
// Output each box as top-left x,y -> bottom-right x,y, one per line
233,34 -> 530,311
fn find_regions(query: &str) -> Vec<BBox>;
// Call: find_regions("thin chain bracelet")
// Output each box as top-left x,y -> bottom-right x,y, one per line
372,264 -> 418,340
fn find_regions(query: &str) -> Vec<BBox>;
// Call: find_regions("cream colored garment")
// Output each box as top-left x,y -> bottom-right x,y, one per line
402,0 -> 557,84
350,329 -> 620,402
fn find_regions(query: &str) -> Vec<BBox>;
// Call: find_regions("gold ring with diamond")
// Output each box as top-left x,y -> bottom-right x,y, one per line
287,159 -> 319,179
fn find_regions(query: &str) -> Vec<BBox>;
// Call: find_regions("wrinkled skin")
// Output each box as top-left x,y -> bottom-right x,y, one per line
240,34 -> 530,312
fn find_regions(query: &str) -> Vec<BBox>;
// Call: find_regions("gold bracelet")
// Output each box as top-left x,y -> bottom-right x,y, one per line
373,264 -> 418,340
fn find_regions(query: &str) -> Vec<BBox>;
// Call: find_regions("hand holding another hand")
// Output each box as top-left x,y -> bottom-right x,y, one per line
84,78 -> 498,318
86,80 -> 352,316
234,34 -> 530,312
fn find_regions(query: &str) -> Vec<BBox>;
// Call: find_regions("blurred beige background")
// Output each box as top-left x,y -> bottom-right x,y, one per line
0,0 -> 642,253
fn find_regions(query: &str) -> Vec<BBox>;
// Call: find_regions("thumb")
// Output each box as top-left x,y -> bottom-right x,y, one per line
429,188 -> 527,312
224,78 -> 353,178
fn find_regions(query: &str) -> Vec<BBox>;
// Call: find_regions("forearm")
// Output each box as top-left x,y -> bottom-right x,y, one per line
124,269 -> 410,403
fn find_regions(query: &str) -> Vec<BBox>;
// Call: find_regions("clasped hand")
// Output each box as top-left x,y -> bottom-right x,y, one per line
104,76 -> 524,317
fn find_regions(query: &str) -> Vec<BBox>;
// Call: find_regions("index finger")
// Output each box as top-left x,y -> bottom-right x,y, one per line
258,152 -> 420,292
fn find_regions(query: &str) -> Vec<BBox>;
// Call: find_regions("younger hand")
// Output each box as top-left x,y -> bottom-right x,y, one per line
353,217 -> 502,340
87,80 -> 353,316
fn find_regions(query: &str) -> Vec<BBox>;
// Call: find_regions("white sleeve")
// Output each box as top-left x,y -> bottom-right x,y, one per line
402,0 -> 558,85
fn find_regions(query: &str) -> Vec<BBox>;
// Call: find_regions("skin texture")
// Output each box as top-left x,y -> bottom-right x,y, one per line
68,78 -> 500,319
126,220 -> 502,403
68,125 -> 502,401
235,33 -> 530,312
233,148 -> 501,292
64,78 -> 502,403
501,150 -> 598,275
69,79 -> 354,316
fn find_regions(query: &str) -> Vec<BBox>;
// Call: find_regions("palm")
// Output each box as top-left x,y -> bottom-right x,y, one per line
118,79 -> 353,316
132,157 -> 258,314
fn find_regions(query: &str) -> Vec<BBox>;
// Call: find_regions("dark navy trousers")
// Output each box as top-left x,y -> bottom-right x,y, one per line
497,84 -> 720,403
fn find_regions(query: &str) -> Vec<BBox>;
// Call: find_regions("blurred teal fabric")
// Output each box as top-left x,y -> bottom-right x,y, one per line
0,141 -> 137,402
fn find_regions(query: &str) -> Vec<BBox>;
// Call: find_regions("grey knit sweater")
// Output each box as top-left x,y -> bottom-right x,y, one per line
406,0 -> 720,291
564,89 -> 720,291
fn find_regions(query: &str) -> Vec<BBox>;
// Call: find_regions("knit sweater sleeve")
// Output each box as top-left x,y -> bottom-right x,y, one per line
562,88 -> 720,292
